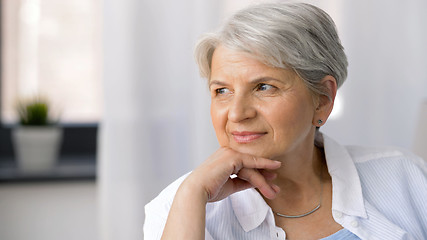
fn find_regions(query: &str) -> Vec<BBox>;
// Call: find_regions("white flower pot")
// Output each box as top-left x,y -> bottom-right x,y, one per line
12,126 -> 63,173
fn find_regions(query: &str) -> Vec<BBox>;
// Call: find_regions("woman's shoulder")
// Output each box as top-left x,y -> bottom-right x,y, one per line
145,172 -> 191,219
144,172 -> 191,239
346,144 -> 427,174
343,145 -> 427,239
345,145 -> 426,190
321,132 -> 426,174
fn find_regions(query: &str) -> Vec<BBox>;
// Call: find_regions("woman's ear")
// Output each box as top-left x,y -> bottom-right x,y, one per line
313,75 -> 337,127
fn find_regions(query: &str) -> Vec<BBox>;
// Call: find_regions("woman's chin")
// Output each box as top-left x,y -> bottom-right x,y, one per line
229,145 -> 274,159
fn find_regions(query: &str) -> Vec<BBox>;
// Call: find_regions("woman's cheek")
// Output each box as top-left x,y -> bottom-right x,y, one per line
211,104 -> 229,146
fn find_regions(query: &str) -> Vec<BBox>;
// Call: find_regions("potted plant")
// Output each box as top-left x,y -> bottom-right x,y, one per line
12,96 -> 62,173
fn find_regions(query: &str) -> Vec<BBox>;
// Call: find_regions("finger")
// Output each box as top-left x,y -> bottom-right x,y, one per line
243,156 -> 282,170
208,177 -> 252,202
237,168 -> 279,199
230,156 -> 281,174
259,169 -> 277,181
231,178 -> 253,193
271,184 -> 280,195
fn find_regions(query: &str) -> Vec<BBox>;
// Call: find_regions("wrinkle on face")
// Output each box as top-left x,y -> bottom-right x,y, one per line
210,45 -> 317,160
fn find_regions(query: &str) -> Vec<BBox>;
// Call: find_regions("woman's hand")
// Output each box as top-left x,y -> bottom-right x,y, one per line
161,147 -> 281,240
184,147 -> 282,203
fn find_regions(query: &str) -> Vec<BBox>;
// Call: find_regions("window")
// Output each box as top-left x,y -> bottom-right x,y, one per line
1,0 -> 102,123
0,0 -> 102,181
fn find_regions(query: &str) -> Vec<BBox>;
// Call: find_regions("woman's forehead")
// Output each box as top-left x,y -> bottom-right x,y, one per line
210,46 -> 297,83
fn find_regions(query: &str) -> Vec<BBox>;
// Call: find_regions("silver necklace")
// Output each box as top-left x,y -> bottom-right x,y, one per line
275,173 -> 324,218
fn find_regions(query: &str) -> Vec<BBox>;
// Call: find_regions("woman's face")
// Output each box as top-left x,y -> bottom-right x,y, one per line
210,46 -> 318,160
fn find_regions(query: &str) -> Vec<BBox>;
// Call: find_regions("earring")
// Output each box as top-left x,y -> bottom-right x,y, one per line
317,119 -> 323,125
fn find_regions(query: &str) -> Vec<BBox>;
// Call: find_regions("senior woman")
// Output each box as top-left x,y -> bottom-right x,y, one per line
144,3 -> 427,240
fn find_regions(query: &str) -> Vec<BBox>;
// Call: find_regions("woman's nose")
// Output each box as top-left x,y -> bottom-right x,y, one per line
228,94 -> 257,122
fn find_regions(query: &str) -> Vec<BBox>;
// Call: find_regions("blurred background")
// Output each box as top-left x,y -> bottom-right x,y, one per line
0,0 -> 426,239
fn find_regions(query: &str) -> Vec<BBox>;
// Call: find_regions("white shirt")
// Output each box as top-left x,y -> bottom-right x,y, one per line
144,134 -> 427,240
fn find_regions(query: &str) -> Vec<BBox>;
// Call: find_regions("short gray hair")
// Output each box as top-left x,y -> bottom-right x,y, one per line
194,2 -> 348,97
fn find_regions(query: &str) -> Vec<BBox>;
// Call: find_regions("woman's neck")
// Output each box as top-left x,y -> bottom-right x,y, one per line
265,143 -> 327,214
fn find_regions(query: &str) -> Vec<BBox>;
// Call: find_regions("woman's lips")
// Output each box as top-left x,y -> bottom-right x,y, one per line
231,131 -> 267,143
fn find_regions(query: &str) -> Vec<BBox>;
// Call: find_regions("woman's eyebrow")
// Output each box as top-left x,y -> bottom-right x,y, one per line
250,77 -> 284,85
209,77 -> 285,88
209,80 -> 227,87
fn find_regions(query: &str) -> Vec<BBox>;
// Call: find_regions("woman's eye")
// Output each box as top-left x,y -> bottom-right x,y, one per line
257,83 -> 275,91
215,88 -> 230,95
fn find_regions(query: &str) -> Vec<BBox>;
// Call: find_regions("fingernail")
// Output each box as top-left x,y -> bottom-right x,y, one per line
272,184 -> 280,193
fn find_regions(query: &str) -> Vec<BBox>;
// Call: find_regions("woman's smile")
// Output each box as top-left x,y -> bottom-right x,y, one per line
231,131 -> 267,143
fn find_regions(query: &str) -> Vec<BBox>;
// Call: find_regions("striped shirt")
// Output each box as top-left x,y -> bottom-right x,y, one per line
144,133 -> 427,239
321,228 -> 359,239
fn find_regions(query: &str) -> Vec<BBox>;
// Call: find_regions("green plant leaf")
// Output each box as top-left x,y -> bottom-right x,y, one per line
17,96 -> 52,126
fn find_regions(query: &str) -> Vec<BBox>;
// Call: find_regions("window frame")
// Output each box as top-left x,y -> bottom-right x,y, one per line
0,2 -> 98,182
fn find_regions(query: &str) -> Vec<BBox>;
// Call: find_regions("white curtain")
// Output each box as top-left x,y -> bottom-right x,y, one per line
99,0 -> 220,239
99,0 -> 427,239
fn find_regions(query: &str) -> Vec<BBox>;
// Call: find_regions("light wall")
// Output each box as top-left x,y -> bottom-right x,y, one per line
320,0 -> 427,149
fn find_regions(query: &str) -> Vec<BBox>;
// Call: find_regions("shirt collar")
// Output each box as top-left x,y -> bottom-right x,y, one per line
229,133 -> 368,233
321,133 -> 368,218
229,188 -> 270,232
